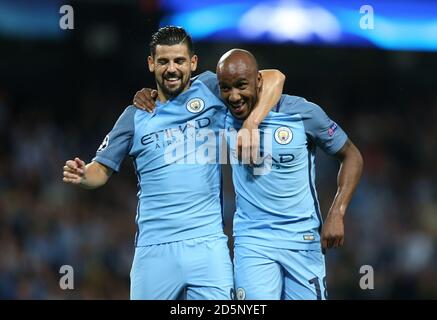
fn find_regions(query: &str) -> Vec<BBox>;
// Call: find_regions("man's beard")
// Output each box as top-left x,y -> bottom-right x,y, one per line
160,81 -> 185,98
159,72 -> 188,99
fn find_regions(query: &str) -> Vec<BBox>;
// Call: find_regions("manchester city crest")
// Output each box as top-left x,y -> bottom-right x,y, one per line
274,126 -> 293,144
186,98 -> 205,113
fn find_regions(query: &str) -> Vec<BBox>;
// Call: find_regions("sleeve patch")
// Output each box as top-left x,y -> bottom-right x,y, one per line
328,122 -> 338,137
97,134 -> 109,152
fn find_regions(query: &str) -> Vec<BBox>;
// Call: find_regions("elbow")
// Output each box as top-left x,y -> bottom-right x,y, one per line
354,147 -> 364,177
262,69 -> 285,86
275,70 -> 286,86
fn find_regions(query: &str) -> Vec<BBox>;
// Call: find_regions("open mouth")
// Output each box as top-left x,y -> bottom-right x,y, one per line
164,77 -> 181,86
231,102 -> 247,115
163,73 -> 182,87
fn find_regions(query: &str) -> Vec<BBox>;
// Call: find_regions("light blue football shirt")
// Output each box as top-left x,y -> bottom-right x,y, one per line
93,71 -> 227,246
226,95 -> 348,250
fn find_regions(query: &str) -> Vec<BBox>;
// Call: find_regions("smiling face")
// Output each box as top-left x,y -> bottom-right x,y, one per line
148,43 -> 198,101
217,50 -> 262,120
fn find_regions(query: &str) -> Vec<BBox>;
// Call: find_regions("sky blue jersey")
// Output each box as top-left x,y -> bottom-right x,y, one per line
93,71 -> 227,246
226,95 -> 348,250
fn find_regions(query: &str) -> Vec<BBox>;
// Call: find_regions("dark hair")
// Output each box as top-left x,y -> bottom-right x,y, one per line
149,26 -> 194,57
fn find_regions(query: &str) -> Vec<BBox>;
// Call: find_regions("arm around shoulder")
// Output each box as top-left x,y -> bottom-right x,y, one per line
248,69 -> 285,125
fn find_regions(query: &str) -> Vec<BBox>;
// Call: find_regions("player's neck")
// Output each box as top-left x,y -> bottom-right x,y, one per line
157,90 -> 169,103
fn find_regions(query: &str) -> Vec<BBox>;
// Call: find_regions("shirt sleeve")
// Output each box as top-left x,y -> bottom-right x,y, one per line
301,101 -> 348,155
93,106 -> 136,172
192,71 -> 221,100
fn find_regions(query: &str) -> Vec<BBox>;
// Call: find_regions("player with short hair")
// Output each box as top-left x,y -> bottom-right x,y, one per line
63,27 -> 284,300
216,49 -> 363,300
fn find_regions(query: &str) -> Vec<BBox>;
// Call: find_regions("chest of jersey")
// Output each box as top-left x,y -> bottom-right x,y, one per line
228,112 -> 309,173
130,89 -> 225,170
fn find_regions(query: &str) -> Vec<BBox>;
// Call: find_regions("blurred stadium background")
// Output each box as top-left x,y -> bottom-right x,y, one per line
0,0 -> 436,299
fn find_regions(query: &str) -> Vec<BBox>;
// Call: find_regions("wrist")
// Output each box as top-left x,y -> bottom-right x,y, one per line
244,116 -> 259,128
328,207 -> 346,218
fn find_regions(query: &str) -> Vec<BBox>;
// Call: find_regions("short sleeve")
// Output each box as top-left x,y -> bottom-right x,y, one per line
93,106 -> 136,172
301,102 -> 348,155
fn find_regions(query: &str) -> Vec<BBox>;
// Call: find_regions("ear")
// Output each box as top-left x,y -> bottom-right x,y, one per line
190,55 -> 198,72
147,55 -> 155,72
257,71 -> 263,91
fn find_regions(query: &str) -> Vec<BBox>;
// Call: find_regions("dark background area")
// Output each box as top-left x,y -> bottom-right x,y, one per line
0,0 -> 436,299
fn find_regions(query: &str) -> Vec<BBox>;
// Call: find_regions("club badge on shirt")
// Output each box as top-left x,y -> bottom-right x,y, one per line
274,126 -> 293,145
186,98 -> 205,113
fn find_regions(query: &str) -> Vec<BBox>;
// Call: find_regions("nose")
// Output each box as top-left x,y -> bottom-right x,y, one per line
229,89 -> 241,103
167,61 -> 177,73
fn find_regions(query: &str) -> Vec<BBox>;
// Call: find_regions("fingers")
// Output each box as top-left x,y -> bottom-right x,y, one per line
133,94 -> 148,111
65,160 -> 78,171
62,169 -> 82,184
64,160 -> 83,174
133,90 -> 148,111
133,100 -> 146,111
134,98 -> 155,112
250,130 -> 260,165
236,134 -> 243,162
133,89 -> 156,113
75,157 -> 85,169
236,128 -> 258,164
335,236 -> 344,248
63,171 -> 80,180
321,235 -> 344,251
333,237 -> 339,248
325,237 -> 333,249
63,159 -> 85,184
63,177 -> 81,184
237,137 -> 251,164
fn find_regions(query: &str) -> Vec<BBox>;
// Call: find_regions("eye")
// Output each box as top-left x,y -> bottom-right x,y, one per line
175,58 -> 186,65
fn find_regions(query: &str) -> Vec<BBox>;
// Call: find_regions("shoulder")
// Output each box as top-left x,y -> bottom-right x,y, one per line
113,105 -> 139,127
192,71 -> 217,84
122,104 -> 138,116
277,95 -> 325,118
191,70 -> 222,103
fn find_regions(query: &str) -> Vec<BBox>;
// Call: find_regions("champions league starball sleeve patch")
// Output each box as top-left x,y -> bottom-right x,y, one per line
97,134 -> 109,152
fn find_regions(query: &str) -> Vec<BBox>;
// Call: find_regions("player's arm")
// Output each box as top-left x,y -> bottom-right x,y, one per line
246,69 -> 285,125
63,158 -> 113,189
321,139 -> 363,250
239,69 -> 285,163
